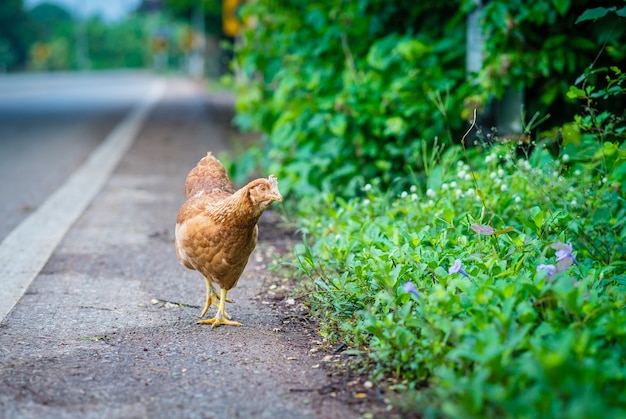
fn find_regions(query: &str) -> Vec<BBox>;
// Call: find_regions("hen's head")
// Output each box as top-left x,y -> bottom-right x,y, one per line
248,175 -> 282,210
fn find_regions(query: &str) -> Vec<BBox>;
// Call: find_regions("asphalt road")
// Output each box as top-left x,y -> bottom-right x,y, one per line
0,72 -> 363,418
0,71 -> 157,241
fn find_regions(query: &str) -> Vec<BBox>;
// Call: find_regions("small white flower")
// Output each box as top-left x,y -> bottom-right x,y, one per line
442,183 -> 449,190
335,234 -> 341,240
426,188 -> 436,198
410,185 -> 417,193
574,169 -> 581,176
497,168 -> 504,177
362,199 -> 370,206
427,199 -> 434,206
562,154 -> 570,162
602,177 -> 608,184
489,172 -> 497,179
450,181 -> 458,189
364,183 -> 372,192
571,199 -> 577,206
455,189 -> 463,198
500,184 -> 508,191
400,191 -> 408,199
411,193 -> 418,201
464,173 -> 472,181
514,195 -> 521,203
518,159 -> 531,171
466,188 -> 475,196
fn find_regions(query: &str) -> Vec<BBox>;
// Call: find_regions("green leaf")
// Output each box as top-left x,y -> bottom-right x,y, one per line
561,122 -> 581,146
395,39 -> 429,62
575,7 -> 615,24
329,113 -> 348,137
566,86 -> 586,100
530,206 -> 545,229
384,116 -> 407,137
552,0 -> 571,16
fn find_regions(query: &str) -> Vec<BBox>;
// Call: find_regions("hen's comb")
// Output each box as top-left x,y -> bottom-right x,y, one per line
268,175 -> 279,190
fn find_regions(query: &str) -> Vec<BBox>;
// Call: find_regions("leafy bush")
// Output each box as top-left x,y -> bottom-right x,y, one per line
232,0 -> 625,198
292,55 -> 626,413
295,132 -> 626,416
233,0 -> 470,196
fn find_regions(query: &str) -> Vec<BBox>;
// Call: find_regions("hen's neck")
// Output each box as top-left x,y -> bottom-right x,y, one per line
207,186 -> 263,227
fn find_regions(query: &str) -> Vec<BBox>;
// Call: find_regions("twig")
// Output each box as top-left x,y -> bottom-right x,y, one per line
150,298 -> 200,309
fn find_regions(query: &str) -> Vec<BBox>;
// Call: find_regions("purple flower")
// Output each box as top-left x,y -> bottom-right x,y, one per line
403,282 -> 420,297
555,243 -> 578,266
448,259 -> 470,277
536,264 -> 556,277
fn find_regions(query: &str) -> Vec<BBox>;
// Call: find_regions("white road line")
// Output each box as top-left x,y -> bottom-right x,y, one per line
0,79 -> 166,322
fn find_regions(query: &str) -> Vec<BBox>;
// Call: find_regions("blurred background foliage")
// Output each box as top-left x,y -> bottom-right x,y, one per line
232,0 -> 626,198
0,0 -> 231,74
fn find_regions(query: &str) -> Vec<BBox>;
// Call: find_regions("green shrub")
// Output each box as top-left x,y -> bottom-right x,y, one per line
295,133 -> 626,416
232,0 -> 625,199
293,57 -> 626,412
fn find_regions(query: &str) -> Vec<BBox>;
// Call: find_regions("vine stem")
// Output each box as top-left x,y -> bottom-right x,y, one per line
460,109 -> 493,223
340,32 -> 360,84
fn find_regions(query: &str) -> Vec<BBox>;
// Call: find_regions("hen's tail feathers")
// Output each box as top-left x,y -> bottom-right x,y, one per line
185,152 -> 236,198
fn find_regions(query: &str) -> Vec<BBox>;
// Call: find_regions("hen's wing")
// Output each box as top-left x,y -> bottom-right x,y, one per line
185,152 -> 236,198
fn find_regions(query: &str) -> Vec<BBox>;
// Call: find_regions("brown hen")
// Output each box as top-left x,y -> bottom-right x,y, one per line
175,152 -> 282,327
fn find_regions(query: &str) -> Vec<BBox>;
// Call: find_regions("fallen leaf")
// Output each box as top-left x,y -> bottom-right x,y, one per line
471,224 -> 495,235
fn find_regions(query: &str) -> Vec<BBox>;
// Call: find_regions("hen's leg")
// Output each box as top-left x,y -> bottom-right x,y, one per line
200,279 -> 232,319
200,277 -> 214,317
197,288 -> 241,328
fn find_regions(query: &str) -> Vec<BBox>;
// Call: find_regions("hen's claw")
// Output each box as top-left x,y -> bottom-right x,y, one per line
197,317 -> 241,328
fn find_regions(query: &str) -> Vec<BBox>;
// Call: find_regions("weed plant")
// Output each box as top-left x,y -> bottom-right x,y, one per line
293,74 -> 626,416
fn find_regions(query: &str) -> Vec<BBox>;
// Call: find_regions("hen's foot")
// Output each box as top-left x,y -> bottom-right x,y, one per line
197,316 -> 241,328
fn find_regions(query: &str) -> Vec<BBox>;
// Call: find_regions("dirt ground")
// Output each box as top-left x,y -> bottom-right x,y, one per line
252,213 -> 404,419
0,80 -> 400,419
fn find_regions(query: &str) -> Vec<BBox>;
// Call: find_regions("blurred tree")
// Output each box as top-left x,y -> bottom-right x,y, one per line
162,0 -> 223,36
86,15 -> 150,69
26,3 -> 75,70
160,0 -> 232,75
0,0 -> 30,70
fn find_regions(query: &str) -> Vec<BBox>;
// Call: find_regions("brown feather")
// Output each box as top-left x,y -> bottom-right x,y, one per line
184,151 -> 236,198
